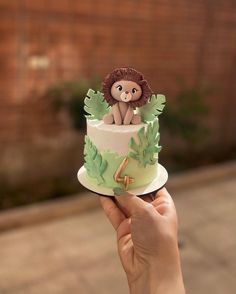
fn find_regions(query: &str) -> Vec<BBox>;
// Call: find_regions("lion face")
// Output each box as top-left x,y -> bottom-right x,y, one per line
102,67 -> 152,108
111,80 -> 142,103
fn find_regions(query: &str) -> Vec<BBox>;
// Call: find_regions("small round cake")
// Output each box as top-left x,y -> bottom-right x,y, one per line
78,67 -> 167,196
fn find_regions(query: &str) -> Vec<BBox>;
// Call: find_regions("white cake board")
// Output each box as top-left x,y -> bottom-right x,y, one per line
77,164 -> 168,197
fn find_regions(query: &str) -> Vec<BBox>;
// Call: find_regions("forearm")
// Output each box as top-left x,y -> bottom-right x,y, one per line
128,251 -> 185,294
128,268 -> 185,294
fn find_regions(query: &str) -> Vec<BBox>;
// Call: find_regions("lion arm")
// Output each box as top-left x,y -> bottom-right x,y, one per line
112,103 -> 122,125
123,106 -> 134,125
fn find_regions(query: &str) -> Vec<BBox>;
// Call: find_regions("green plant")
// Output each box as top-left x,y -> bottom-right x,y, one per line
162,86 -> 209,145
46,76 -> 101,130
161,84 -> 211,171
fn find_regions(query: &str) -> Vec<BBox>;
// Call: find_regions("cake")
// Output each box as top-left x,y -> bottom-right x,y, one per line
78,67 -> 167,195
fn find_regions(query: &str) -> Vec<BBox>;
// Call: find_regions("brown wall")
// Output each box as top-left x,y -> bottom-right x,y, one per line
1,0 -> 236,143
0,0 -> 236,196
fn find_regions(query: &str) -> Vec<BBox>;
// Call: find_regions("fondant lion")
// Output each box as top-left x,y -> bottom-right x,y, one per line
102,67 -> 152,125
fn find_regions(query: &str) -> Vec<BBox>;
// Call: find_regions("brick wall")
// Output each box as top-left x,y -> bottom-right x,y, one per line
0,0 -> 236,198
1,0 -> 236,143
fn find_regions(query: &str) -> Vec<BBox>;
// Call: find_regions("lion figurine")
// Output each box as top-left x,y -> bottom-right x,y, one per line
102,67 -> 152,125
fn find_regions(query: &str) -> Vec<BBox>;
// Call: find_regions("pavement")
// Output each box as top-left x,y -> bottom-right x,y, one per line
0,162 -> 236,294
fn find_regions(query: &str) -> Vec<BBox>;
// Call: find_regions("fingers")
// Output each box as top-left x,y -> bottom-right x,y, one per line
114,191 -> 155,217
153,188 -> 176,217
117,218 -> 131,242
100,196 -> 126,230
140,194 -> 154,203
109,187 -> 175,220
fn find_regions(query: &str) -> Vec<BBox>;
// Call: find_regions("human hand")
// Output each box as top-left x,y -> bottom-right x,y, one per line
100,188 -> 185,294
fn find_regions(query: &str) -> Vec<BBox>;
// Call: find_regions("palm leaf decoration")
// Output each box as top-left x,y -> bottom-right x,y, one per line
84,89 -> 110,120
129,120 -> 162,167
84,136 -> 108,184
139,94 -> 166,122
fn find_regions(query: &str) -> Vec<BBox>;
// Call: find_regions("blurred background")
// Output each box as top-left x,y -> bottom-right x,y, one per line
0,1 -> 235,293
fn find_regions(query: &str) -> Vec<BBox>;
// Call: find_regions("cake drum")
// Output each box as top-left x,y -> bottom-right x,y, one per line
77,164 -> 168,197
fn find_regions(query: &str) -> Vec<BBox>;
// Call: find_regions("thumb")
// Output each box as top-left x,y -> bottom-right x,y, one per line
114,189 -> 154,217
154,188 -> 177,218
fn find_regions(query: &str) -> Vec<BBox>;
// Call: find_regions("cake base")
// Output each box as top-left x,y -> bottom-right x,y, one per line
77,163 -> 168,197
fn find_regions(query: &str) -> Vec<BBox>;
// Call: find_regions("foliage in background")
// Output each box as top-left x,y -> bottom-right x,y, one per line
45,78 -> 211,171
139,94 -> 166,122
163,87 -> 209,144
2,80 -> 235,210
0,174 -> 83,211
46,76 -> 101,129
84,89 -> 110,120
46,78 -> 210,171
161,85 -> 210,170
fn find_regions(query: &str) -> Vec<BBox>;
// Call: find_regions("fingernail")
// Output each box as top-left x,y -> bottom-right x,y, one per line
113,187 -> 134,198
113,187 -> 124,196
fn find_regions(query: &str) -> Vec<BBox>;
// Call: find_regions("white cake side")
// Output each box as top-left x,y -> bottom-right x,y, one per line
87,118 -> 158,156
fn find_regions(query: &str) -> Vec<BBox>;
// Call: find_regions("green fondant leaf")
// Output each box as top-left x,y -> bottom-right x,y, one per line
129,152 -> 139,161
154,145 -> 162,153
139,94 -> 166,122
84,136 -> 108,184
128,120 -> 162,167
129,137 -> 139,152
84,89 -> 110,120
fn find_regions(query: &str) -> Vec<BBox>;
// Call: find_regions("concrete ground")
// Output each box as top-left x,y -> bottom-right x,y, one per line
0,162 -> 236,294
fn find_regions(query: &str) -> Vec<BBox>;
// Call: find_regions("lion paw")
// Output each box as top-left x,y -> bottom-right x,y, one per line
103,113 -> 114,124
131,114 -> 141,125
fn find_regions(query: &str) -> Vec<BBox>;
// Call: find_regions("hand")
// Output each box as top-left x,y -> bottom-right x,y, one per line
100,188 -> 185,294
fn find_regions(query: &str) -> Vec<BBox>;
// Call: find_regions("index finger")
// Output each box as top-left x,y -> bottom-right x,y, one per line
114,191 -> 155,217
100,196 -> 126,230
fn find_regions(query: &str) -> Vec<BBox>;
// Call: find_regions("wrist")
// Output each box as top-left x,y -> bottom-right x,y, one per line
128,253 -> 185,294
129,267 -> 184,294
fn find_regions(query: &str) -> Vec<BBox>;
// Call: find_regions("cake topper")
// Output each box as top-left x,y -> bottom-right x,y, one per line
79,67 -> 168,196
102,67 -> 152,125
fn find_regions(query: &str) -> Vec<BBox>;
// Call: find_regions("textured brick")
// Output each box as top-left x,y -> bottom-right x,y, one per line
0,0 -> 236,148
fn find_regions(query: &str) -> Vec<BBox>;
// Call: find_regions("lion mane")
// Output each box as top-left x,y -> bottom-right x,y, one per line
102,67 -> 152,108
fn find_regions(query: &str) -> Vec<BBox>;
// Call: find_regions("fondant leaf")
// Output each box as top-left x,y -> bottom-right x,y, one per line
129,137 -> 139,152
129,152 -> 139,161
84,89 -> 110,120
139,94 -> 166,122
84,136 -> 108,184
128,120 -> 162,167
155,146 -> 162,153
